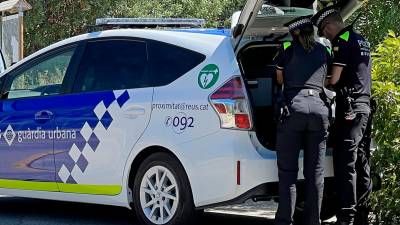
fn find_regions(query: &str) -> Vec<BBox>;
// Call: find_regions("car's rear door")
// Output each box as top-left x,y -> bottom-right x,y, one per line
53,38 -> 153,195
231,0 -> 264,52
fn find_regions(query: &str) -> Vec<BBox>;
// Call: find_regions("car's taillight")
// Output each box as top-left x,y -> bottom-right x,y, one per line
210,76 -> 252,130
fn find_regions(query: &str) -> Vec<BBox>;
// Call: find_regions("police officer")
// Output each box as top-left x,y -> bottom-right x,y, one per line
274,16 -> 331,225
312,6 -> 373,225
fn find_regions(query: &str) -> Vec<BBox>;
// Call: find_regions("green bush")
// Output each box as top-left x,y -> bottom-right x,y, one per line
370,31 -> 400,224
354,0 -> 400,48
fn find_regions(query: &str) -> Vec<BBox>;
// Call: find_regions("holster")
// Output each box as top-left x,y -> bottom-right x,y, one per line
320,87 -> 336,125
339,87 -> 357,120
274,89 -> 291,123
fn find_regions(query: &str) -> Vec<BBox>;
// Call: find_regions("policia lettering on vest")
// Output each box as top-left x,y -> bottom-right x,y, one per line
274,16 -> 331,225
312,5 -> 373,225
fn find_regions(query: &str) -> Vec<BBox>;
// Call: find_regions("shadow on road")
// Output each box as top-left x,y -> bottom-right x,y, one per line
0,197 -> 274,225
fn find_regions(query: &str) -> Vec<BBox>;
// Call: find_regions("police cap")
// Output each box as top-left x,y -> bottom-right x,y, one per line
284,15 -> 313,32
311,5 -> 340,30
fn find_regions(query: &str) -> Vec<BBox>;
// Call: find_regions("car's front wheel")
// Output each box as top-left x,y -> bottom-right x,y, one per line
132,152 -> 195,225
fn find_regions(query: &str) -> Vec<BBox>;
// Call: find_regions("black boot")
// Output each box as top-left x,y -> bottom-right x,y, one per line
335,221 -> 353,225
354,209 -> 370,225
336,217 -> 354,225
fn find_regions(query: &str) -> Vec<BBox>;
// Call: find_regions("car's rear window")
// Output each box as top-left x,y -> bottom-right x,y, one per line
148,40 -> 206,87
258,5 -> 314,17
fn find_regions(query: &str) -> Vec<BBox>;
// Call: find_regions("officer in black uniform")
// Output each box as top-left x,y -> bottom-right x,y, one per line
312,6 -> 373,225
274,16 -> 331,225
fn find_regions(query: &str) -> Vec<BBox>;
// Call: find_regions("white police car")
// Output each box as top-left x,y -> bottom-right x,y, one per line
0,1 -> 362,225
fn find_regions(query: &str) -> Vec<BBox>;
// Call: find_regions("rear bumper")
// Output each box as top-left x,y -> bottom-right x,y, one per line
196,182 -> 278,209
176,129 -> 334,208
197,177 -> 337,209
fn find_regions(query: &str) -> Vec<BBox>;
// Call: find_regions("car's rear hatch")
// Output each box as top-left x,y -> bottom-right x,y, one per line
232,0 -> 365,53
232,0 -> 366,151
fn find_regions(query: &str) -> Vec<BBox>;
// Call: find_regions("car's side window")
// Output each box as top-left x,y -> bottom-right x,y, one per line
148,40 -> 206,87
6,48 -> 76,99
73,39 -> 148,93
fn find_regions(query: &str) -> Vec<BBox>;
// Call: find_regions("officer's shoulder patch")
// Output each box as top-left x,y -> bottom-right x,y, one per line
283,42 -> 292,50
339,31 -> 350,42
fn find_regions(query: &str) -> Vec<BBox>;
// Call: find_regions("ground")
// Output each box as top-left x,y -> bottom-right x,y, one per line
0,196 -> 335,224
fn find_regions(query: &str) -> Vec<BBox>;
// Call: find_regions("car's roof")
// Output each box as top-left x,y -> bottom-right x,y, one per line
2,29 -> 230,76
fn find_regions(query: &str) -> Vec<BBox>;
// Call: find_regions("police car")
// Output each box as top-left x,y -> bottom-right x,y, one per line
0,1 -> 362,225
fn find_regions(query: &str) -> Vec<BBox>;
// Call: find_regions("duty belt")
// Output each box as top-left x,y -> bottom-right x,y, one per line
297,89 -> 322,97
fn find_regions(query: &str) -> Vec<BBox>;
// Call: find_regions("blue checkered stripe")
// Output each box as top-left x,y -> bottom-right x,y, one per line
57,90 -> 130,184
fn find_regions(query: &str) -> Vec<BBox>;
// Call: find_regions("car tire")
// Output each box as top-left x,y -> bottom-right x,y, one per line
132,152 -> 195,225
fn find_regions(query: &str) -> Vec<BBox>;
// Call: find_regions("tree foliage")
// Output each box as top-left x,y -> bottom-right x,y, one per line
24,0 -> 120,54
23,0 -> 247,55
21,0 -> 400,54
370,31 -> 400,224
354,0 -> 400,48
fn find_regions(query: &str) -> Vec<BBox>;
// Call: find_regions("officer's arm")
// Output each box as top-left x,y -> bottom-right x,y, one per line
324,46 -> 334,87
276,69 -> 283,85
329,65 -> 344,85
329,36 -> 350,86
274,43 -> 288,86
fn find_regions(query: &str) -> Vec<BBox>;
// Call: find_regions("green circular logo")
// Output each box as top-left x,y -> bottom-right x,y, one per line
198,64 -> 219,89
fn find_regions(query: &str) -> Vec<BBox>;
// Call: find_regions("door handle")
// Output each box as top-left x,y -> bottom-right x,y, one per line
124,106 -> 145,119
35,110 -> 54,122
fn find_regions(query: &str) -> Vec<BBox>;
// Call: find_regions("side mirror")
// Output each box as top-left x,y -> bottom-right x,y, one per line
0,91 -> 8,100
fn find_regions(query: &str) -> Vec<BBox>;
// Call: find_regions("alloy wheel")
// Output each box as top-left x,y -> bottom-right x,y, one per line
139,165 -> 179,225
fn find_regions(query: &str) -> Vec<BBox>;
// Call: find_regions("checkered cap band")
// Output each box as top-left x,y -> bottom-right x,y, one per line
288,18 -> 312,31
316,9 -> 336,28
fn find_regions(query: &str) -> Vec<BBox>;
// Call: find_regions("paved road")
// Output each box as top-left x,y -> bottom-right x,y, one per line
0,197 -> 274,225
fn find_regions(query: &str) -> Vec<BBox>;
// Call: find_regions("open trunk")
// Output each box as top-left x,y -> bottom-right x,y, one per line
234,0 -> 365,150
238,43 -> 281,150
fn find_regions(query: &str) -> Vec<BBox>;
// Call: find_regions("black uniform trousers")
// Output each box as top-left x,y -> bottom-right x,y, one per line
275,93 -> 330,225
354,112 -> 373,225
333,102 -> 372,224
